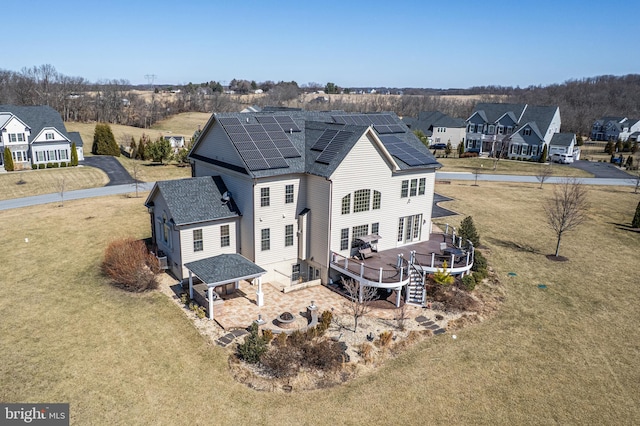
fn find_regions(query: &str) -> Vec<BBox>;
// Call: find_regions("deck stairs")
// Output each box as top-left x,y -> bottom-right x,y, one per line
405,263 -> 425,306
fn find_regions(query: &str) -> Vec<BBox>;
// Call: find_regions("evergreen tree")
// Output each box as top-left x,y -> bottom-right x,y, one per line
445,141 -> 453,157
632,141 -> 639,154
632,201 -> 640,228
605,140 -> 615,155
539,144 -> 548,163
146,137 -> 172,164
92,123 -> 120,156
4,147 -> 15,171
70,143 -> 78,166
615,140 -> 622,153
458,141 -> 465,157
459,216 -> 480,248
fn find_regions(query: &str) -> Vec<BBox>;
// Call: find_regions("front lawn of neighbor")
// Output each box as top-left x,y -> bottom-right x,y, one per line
0,166 -> 109,201
1,182 -> 638,424
437,157 -> 593,177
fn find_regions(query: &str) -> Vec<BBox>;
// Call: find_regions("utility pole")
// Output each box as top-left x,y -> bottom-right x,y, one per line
144,74 -> 157,90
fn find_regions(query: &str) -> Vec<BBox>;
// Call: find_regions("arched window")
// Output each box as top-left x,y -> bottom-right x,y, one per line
372,190 -> 381,210
353,189 -> 371,213
341,194 -> 351,215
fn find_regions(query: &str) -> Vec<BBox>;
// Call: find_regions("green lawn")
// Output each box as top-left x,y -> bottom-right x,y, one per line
1,183 -> 639,424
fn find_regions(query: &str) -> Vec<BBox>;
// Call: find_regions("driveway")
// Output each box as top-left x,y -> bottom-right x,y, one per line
567,160 -> 632,179
81,156 -> 135,186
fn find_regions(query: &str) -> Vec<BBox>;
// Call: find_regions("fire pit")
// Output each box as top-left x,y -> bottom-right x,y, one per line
276,311 -> 297,329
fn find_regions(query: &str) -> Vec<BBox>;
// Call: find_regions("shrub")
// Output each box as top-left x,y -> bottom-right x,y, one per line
459,216 -> 480,247
460,152 -> 478,158
302,339 -> 344,371
3,148 -> 14,171
52,162 -> 59,168
101,237 -> 160,292
358,342 -> 374,364
237,323 -> 267,364
472,250 -> 487,275
433,261 -> 455,286
60,162 -> 67,168
70,143 -> 79,166
46,162 -> 53,168
273,332 -> 288,347
377,331 -> 394,348
260,344 -> 301,378
287,330 -> 306,348
461,274 -> 477,291
180,292 -> 190,305
92,123 -> 120,156
262,329 -> 274,343
195,306 -> 206,319
38,164 -> 45,169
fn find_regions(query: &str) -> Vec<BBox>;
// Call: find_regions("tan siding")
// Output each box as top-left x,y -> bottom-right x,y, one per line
178,220 -> 238,279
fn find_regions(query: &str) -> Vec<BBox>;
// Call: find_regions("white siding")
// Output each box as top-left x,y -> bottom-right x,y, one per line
329,133 -> 435,256
304,174 -> 332,280
432,127 -> 466,148
544,108 -> 562,144
1,117 -> 31,144
191,123 -> 244,168
177,220 -> 238,280
253,175 -> 304,283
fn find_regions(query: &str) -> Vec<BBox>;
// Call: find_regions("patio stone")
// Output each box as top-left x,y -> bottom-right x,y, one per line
433,328 -> 446,335
231,329 -> 248,337
415,315 -> 429,323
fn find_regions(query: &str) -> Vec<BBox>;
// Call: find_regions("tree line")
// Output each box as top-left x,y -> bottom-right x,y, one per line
1,64 -> 638,136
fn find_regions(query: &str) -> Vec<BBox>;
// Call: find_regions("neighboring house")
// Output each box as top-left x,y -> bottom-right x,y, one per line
0,105 -> 83,170
147,110 -> 446,316
590,117 -> 640,141
402,111 -> 466,148
163,135 -> 186,152
549,133 -> 580,161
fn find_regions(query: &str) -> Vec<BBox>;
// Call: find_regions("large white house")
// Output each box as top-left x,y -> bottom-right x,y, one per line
465,103 -> 561,160
0,105 -> 84,170
145,110 -> 467,318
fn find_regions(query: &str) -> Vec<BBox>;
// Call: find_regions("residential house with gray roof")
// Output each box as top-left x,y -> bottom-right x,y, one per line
590,116 -> 640,142
403,111 -> 466,149
465,103 -> 561,160
147,110 -> 447,318
0,105 -> 84,170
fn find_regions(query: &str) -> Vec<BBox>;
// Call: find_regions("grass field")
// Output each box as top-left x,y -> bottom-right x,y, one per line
115,156 -> 192,182
1,183 -> 639,424
65,112 -> 211,149
0,167 -> 108,200
437,157 -> 593,177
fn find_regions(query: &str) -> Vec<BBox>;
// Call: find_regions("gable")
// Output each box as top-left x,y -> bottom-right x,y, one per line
32,127 -> 69,144
330,131 -> 398,181
190,120 -> 247,172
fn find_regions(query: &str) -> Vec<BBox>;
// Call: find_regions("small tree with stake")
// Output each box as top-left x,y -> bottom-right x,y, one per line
536,164 -> 553,189
342,278 -> 377,333
543,179 -> 589,258
632,201 -> 640,228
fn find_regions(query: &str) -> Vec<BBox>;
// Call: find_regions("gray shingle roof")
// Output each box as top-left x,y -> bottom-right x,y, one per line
147,176 -> 240,226
185,253 -> 266,285
403,111 -> 465,134
550,133 -> 575,147
67,131 -> 84,147
194,110 -> 440,179
0,105 -> 70,141
470,103 -> 527,123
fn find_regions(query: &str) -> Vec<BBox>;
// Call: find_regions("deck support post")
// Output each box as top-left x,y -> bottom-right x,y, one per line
431,252 -> 435,267
207,287 -> 214,320
188,271 -> 194,299
359,282 -> 363,303
396,287 -> 401,307
256,276 -> 264,307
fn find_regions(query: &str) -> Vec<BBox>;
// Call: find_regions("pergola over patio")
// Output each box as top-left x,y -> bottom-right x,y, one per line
185,254 -> 266,320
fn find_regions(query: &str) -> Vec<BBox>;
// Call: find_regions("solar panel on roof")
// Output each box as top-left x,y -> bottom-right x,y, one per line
373,125 -> 392,134
311,129 -> 339,151
279,147 -> 301,158
274,116 -> 301,132
332,115 -> 346,124
315,130 -> 354,165
261,123 -> 282,132
228,132 -> 253,143
387,124 -> 404,133
244,157 -> 270,170
379,135 -> 433,166
218,117 -> 242,125
265,157 -> 289,169
255,116 -> 277,124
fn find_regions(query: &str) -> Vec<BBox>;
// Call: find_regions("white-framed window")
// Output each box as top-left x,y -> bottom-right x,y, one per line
410,179 -> 418,197
285,224 -> 294,247
372,190 -> 381,210
497,125 -> 504,135
36,151 -> 45,162
261,228 -> 270,251
220,225 -> 230,247
524,128 -> 531,136
193,229 -> 203,252
285,184 -> 294,204
418,178 -> 426,195
397,218 -> 405,242
532,146 -> 538,156
351,224 -> 369,248
48,150 -> 57,161
488,125 -> 495,134
46,132 -> 55,140
340,228 -> 349,250
353,189 -> 371,213
507,126 -> 513,134
260,187 -> 270,207
58,150 -> 68,160
162,213 -> 170,244
341,194 -> 350,214
401,180 -> 409,198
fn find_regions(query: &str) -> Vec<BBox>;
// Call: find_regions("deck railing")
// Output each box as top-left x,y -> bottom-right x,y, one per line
330,252 -> 408,287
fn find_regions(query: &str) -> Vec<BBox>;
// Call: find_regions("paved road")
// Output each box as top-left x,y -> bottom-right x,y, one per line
81,156 -> 136,186
435,171 -> 634,187
0,182 -> 155,211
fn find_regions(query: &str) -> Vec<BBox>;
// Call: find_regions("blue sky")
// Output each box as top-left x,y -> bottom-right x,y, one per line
5,0 -> 639,88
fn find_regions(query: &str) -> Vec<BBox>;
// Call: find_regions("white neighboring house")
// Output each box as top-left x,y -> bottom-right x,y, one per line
549,133 -> 580,162
0,105 -> 84,170
163,135 -> 186,153
147,110 -> 448,316
402,111 -> 466,149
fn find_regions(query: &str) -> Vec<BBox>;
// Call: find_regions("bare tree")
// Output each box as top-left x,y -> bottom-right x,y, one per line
543,179 -> 589,257
131,162 -> 143,198
342,278 -> 377,332
536,164 -> 553,189
472,164 -> 483,186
